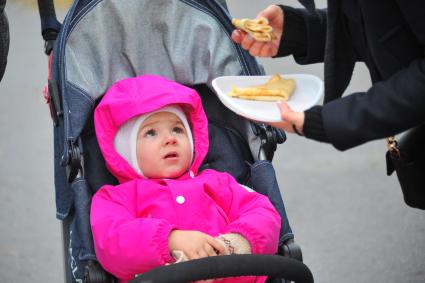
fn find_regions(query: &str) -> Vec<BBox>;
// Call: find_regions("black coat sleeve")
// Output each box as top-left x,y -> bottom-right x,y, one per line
323,58 -> 425,150
276,5 -> 327,64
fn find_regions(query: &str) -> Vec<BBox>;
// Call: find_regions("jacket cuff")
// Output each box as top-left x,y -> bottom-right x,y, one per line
303,106 -> 329,143
156,223 -> 177,264
275,5 -> 307,58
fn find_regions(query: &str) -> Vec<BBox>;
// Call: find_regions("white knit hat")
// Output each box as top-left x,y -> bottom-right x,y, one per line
114,105 -> 194,177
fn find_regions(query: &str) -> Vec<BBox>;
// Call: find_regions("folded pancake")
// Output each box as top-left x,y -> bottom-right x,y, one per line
232,17 -> 276,42
228,74 -> 296,101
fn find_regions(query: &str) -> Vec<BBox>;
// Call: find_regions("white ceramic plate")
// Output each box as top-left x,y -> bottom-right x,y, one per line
212,74 -> 324,122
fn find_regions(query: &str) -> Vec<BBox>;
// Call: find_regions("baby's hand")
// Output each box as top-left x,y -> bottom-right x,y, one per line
168,230 -> 226,260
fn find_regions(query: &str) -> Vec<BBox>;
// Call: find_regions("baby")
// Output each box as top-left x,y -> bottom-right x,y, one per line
91,75 -> 281,282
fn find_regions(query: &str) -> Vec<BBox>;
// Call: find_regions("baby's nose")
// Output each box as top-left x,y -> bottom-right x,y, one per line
164,134 -> 177,145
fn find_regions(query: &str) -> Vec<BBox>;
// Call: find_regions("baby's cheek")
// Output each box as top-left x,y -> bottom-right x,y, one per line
139,157 -> 160,178
166,166 -> 187,179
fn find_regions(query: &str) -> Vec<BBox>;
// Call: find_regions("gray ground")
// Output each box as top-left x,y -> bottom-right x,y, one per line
0,1 -> 424,282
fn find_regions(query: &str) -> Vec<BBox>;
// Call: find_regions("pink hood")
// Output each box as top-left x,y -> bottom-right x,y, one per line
94,75 -> 209,183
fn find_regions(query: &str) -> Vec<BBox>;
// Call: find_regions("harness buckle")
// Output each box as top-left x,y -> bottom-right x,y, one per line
66,140 -> 84,183
252,123 -> 286,160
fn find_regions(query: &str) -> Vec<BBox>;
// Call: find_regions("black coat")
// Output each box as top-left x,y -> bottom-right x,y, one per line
284,0 -> 425,150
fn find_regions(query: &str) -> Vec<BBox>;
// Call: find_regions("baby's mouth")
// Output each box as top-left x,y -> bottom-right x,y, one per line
164,152 -> 179,159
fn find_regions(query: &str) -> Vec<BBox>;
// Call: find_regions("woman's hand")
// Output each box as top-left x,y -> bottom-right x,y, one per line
231,5 -> 284,57
168,230 -> 226,260
269,102 -> 305,135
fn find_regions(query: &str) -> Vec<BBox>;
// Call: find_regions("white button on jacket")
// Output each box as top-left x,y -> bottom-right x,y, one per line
176,196 -> 185,204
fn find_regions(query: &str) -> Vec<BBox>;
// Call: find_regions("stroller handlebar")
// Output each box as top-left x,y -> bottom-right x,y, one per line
129,254 -> 313,283
37,0 -> 61,54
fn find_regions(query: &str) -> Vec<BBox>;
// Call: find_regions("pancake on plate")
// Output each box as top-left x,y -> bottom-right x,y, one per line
228,74 -> 296,101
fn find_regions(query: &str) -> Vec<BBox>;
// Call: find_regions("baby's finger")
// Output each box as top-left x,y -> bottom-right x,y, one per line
207,237 -> 226,255
204,243 -> 218,257
187,250 -> 200,261
197,249 -> 209,259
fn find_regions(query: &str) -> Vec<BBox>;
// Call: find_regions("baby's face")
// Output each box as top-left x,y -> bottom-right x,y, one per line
136,112 -> 192,179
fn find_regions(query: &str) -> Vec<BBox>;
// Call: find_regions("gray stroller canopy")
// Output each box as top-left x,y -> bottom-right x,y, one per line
65,0 -> 247,101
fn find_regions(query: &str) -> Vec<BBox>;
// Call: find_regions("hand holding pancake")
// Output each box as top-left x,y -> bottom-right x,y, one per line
232,17 -> 276,42
231,5 -> 283,57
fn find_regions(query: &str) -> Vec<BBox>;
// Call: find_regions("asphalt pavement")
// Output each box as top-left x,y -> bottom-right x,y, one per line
0,1 -> 424,282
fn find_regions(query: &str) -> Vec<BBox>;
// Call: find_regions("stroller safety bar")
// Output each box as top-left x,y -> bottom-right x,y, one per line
130,254 -> 313,283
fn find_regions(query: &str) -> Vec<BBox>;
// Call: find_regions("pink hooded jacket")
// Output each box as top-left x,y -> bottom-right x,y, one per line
91,75 -> 281,282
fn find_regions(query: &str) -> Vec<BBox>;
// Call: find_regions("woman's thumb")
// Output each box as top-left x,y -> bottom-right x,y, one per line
277,102 -> 296,122
281,110 -> 298,124
257,5 -> 280,20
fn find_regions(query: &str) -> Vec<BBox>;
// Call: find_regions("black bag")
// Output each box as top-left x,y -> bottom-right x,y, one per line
386,125 -> 425,209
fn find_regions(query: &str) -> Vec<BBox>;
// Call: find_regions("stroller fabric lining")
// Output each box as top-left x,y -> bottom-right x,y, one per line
65,0 -> 243,100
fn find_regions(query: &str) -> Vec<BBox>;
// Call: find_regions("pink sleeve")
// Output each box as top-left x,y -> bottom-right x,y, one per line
90,183 -> 175,281
208,171 -> 281,255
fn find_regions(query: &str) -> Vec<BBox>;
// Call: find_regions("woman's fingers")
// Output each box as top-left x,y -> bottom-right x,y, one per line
269,120 -> 292,133
231,29 -> 244,44
236,34 -> 274,57
241,33 -> 256,50
277,101 -> 292,113
280,104 -> 305,133
257,4 -> 281,22
268,102 -> 305,134
232,30 -> 262,55
248,41 -> 265,57
259,44 -> 273,57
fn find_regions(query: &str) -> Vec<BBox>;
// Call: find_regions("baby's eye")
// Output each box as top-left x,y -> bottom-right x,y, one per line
144,129 -> 156,137
172,126 -> 185,134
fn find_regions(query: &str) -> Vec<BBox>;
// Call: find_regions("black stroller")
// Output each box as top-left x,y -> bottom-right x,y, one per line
37,0 -> 313,282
